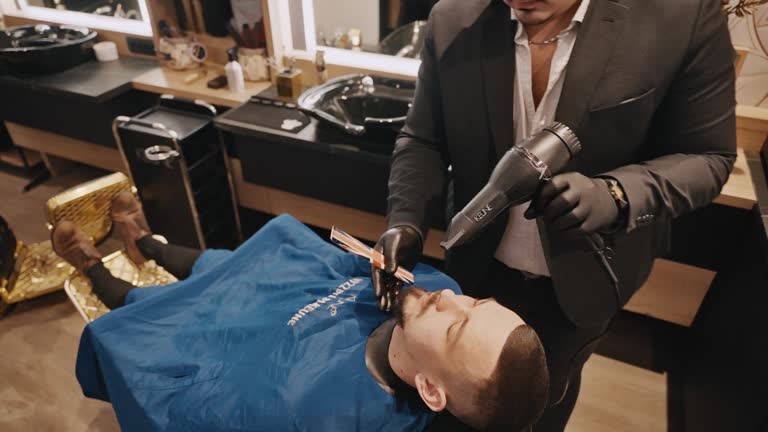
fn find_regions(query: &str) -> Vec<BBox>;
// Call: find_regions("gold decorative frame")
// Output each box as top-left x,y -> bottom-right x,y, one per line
65,250 -> 177,323
2,171 -> 178,315
0,240 -> 74,305
45,172 -> 133,244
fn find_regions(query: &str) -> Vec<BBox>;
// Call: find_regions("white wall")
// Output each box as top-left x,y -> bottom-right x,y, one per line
0,0 -> 14,16
729,4 -> 768,108
313,0 -> 380,51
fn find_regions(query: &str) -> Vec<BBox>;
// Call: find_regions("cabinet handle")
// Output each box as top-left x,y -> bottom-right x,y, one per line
144,145 -> 180,162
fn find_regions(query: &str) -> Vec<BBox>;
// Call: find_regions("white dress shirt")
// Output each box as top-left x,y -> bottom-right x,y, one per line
494,0 -> 591,277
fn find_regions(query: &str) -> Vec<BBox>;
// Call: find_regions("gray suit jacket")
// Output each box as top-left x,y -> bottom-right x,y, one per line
386,0 -> 737,327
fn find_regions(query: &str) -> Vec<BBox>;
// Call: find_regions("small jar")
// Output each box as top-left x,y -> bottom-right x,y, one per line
157,36 -> 208,70
237,47 -> 269,82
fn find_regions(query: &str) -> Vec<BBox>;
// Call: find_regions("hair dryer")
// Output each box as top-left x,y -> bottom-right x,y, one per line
440,122 -> 582,250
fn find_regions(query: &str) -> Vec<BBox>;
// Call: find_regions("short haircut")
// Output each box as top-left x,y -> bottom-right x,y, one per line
471,324 -> 550,431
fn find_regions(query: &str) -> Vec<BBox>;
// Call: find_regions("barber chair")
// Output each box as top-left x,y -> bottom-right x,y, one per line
0,172 -> 144,316
66,252 -> 176,323
0,216 -> 74,316
43,171 -> 176,323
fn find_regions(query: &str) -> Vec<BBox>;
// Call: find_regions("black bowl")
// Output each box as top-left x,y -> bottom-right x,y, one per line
0,24 -> 98,76
298,74 -> 415,136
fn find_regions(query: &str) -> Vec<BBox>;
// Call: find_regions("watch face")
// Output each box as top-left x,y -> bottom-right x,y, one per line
607,181 -> 628,208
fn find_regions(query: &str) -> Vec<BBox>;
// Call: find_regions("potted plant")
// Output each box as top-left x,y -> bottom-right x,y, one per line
722,0 -> 768,17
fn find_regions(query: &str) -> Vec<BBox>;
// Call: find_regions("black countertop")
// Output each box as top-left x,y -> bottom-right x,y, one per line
0,56 -> 156,104
214,95 -> 447,229
214,92 -> 400,157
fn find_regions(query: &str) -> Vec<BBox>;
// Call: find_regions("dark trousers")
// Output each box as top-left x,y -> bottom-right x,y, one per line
86,236 -> 203,309
483,260 -> 609,431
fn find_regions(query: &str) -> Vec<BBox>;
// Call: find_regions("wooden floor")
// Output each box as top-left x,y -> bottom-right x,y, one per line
0,165 -> 667,431
569,356 -> 666,432
0,164 -> 120,431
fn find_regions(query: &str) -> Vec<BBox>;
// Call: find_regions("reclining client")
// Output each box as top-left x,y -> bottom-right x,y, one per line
52,192 -> 550,431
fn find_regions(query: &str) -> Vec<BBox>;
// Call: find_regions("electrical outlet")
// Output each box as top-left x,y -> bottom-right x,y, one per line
127,37 -> 155,56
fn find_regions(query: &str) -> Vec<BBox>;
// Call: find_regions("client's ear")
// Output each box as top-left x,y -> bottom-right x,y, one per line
414,373 -> 447,412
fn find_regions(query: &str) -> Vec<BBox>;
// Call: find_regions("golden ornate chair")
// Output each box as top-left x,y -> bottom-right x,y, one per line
1,172 -> 177,320
0,216 -> 74,316
45,172 -> 176,322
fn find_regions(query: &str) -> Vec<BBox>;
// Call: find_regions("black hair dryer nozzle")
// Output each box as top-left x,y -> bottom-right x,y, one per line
440,122 -> 582,250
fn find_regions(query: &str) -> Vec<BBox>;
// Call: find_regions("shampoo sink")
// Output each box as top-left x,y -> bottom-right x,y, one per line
298,74 -> 415,136
0,24 -> 97,76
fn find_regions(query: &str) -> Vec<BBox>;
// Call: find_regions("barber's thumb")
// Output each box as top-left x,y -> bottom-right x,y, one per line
382,243 -> 400,274
383,256 -> 399,274
372,268 -> 387,299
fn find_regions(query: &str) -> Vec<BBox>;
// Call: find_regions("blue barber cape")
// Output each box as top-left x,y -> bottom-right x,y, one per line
76,214 -> 461,431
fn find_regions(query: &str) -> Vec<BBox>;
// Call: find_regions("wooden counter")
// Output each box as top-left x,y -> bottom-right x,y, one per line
714,146 -> 757,209
129,66 -> 766,214
736,105 -> 768,155
9,60 -> 764,213
132,67 -> 272,108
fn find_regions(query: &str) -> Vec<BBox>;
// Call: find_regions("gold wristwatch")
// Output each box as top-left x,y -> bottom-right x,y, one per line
604,178 -> 628,209
603,177 -> 629,228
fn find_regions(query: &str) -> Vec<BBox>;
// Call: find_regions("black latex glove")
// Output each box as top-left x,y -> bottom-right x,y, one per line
372,226 -> 422,312
525,173 -> 618,234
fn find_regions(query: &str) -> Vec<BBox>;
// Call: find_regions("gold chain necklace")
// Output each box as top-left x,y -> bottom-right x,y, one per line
528,34 -> 560,45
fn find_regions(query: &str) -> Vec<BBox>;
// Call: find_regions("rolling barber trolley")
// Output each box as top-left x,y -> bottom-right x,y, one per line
114,95 -> 241,250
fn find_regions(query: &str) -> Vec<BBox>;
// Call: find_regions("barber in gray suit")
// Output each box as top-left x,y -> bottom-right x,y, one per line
372,0 -> 736,430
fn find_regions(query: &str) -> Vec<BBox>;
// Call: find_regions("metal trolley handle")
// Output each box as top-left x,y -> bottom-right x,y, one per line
113,116 -> 180,140
159,94 -> 217,117
144,145 -> 180,162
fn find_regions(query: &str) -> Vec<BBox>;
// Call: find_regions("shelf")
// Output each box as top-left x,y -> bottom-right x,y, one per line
132,66 -> 271,108
146,0 -> 267,66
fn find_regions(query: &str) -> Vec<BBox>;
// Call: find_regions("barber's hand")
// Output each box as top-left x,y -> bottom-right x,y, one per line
525,173 -> 618,234
372,226 -> 422,312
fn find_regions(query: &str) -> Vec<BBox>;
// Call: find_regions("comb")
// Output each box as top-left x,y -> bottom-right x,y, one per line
330,226 -> 415,284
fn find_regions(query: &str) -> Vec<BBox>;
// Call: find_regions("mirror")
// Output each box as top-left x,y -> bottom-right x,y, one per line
23,0 -> 146,21
312,0 -> 437,58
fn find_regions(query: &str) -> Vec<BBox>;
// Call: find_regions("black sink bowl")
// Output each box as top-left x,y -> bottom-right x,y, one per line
0,24 -> 97,76
298,74 -> 415,136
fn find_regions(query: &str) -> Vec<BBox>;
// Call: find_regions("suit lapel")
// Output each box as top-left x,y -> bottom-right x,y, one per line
479,0 -> 628,162
556,0 -> 629,131
433,0 -> 494,58
481,10 -> 517,162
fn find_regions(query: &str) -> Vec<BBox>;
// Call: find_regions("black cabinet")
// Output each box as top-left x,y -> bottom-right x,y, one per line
0,57 -> 158,148
115,96 -> 241,250
215,97 -> 447,230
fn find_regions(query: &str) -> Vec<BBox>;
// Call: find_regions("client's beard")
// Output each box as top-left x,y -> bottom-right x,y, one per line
393,287 -> 439,329
393,288 -> 413,328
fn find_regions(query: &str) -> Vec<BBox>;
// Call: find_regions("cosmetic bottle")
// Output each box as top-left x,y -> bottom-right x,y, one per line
225,47 -> 245,93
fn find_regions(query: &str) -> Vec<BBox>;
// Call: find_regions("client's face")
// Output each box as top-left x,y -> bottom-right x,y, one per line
394,287 -> 524,395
